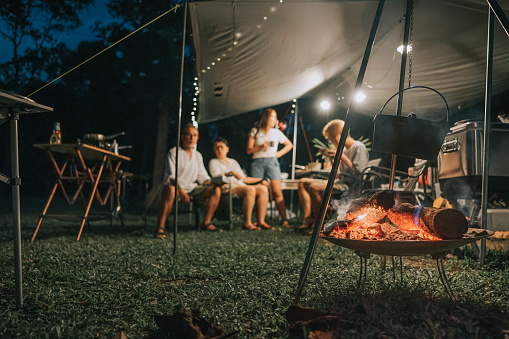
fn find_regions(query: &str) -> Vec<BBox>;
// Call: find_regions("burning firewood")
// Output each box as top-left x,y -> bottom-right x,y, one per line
343,190 -> 396,226
347,190 -> 396,213
322,190 -> 469,241
391,203 -> 468,239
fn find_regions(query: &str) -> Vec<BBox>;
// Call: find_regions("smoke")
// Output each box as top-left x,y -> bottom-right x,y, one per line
323,198 -> 353,231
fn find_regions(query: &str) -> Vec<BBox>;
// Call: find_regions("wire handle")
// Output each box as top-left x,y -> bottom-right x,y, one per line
374,85 -> 449,123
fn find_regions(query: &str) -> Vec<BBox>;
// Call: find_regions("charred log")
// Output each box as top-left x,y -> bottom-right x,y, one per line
348,190 -> 396,213
392,203 -> 468,239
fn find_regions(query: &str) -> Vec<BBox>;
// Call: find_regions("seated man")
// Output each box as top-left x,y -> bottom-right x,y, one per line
156,124 -> 222,238
298,119 -> 369,232
209,137 -> 273,230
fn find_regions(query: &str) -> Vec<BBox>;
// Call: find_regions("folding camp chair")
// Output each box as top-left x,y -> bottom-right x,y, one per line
361,158 -> 431,205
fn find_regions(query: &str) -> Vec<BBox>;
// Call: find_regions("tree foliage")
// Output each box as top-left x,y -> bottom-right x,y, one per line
0,0 -> 93,91
0,0 -> 195,202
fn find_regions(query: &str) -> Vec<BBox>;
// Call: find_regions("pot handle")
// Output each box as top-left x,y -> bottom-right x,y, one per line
374,85 -> 449,123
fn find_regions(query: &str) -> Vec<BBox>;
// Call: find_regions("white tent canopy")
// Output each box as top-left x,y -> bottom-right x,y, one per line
189,0 -> 509,124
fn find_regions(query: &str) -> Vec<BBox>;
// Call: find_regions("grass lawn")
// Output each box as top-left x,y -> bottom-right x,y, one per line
1,206 -> 509,338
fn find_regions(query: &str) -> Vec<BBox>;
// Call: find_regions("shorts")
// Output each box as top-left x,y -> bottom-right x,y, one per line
310,179 -> 345,191
186,184 -> 209,203
250,157 -> 281,180
163,183 -> 209,203
220,181 -> 243,195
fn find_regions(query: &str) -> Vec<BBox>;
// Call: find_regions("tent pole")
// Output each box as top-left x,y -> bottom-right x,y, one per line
290,100 -> 299,214
480,7 -> 494,267
389,0 -> 413,189
485,0 -> 509,38
173,2 -> 188,255
291,0 -> 386,306
291,101 -> 298,181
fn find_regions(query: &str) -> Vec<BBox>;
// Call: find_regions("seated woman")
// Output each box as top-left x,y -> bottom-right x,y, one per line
298,119 -> 369,232
209,137 -> 273,230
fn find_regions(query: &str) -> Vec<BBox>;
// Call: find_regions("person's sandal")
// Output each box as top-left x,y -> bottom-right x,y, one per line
282,220 -> 290,228
297,217 -> 314,231
242,224 -> 260,230
259,223 -> 274,230
298,224 -> 311,231
155,227 -> 166,239
201,224 -> 222,232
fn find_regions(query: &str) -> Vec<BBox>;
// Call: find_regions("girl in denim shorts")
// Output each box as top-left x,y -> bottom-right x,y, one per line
247,108 -> 293,228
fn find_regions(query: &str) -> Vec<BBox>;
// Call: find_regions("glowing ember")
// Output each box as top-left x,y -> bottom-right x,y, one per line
323,204 -> 442,241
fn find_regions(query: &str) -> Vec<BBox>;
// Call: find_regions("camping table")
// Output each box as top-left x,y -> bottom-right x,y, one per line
31,143 -> 131,241
295,169 -> 332,179
1,90 -> 53,309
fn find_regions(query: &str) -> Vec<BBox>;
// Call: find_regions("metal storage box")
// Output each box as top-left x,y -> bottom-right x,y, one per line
438,121 -> 509,179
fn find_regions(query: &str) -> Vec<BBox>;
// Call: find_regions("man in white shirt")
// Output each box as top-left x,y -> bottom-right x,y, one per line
156,124 -> 222,238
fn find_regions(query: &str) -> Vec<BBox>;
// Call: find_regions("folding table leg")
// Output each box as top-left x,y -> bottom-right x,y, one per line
76,155 -> 106,241
31,182 -> 58,242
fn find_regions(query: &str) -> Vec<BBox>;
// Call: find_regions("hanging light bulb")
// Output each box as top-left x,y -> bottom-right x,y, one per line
397,44 -> 413,54
320,100 -> 331,110
355,92 -> 366,102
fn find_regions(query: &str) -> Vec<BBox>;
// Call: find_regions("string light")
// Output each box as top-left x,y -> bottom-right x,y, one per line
192,2 -> 284,127
192,77 -> 199,127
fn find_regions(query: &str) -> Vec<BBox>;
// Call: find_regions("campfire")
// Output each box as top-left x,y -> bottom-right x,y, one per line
321,191 -> 468,241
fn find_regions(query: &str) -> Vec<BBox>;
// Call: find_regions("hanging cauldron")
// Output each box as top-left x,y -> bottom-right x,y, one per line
372,86 -> 451,161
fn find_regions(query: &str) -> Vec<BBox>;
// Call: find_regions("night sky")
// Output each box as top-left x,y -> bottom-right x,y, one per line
0,1 -> 113,63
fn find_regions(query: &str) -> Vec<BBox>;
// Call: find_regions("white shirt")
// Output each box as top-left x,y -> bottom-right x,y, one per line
163,146 -> 210,193
209,158 -> 246,186
249,127 -> 288,159
342,141 -> 370,175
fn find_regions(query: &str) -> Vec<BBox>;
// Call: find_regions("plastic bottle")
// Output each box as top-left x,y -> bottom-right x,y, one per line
49,122 -> 62,145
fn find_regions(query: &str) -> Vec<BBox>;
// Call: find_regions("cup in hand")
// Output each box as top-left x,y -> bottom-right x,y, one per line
268,141 -> 275,147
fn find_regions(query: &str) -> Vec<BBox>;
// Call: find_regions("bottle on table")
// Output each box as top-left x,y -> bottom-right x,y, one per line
49,122 -> 62,145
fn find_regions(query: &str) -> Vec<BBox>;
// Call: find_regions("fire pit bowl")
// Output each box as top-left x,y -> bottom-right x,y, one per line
321,228 -> 493,256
